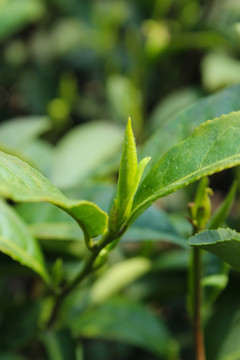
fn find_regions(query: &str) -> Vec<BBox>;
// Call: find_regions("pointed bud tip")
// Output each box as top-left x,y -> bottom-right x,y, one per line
127,117 -> 132,129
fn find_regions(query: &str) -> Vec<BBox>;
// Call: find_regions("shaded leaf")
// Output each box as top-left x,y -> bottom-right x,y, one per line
205,280 -> 240,360
71,298 -> 178,358
0,151 -> 108,238
153,249 -> 190,271
149,87 -> 201,132
0,200 -> 50,283
208,181 -> 237,230
0,354 -> 25,360
188,228 -> 240,271
123,206 -> 187,248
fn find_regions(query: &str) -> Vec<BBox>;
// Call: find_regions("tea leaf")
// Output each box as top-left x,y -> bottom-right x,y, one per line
208,181 -> 237,230
117,117 -> 137,212
0,151 -> 108,238
0,116 -> 50,149
51,121 -> 124,188
132,112 -> 240,220
0,200 -> 50,284
71,298 -> 178,358
142,84 -> 240,171
122,206 -> 186,248
90,258 -> 151,304
188,228 -> 240,271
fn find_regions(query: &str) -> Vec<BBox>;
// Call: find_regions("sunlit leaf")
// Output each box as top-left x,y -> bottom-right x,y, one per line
0,151 -> 108,238
132,112 -> 240,220
141,85 -> 240,170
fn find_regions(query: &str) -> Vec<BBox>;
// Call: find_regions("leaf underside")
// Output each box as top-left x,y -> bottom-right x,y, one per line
188,228 -> 240,271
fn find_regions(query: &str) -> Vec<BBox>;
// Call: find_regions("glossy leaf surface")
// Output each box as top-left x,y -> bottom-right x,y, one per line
141,84 -> 240,170
133,112 -> 240,218
0,151 -> 108,238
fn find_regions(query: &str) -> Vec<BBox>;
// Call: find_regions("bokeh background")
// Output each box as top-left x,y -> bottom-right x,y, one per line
1,0 -> 240,135
1,1 -> 240,360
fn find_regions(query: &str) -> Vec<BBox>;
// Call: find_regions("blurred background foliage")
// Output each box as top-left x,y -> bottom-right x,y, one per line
1,0 -> 240,359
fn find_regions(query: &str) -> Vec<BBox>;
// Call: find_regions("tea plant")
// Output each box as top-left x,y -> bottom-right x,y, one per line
2,85 -> 240,359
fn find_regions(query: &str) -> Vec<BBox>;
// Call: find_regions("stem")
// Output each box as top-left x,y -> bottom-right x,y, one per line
192,247 -> 205,360
47,230 -> 118,328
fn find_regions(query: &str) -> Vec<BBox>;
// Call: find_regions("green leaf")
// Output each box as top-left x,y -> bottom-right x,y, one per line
90,258 -> 151,304
0,354 -> 25,360
0,151 -> 108,238
202,52 -> 240,92
141,84 -> 240,170
208,181 -> 237,230
0,116 -> 50,149
188,228 -> 240,271
21,139 -> 54,176
0,0 -> 45,42
132,111 -> 240,220
205,280 -> 240,360
107,75 -> 143,133
117,118 -> 137,211
51,121 -> 124,188
29,222 -> 82,241
40,332 -> 64,360
149,87 -> 201,133
122,206 -> 187,248
70,297 -> 178,358
153,249 -> 190,271
115,119 -> 150,227
0,200 -> 50,284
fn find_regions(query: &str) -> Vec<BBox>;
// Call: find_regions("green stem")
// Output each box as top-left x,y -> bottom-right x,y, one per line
192,247 -> 206,360
46,230 -> 118,328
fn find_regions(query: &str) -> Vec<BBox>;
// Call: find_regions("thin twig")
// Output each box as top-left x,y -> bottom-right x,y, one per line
47,230 -> 118,328
192,247 -> 206,360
